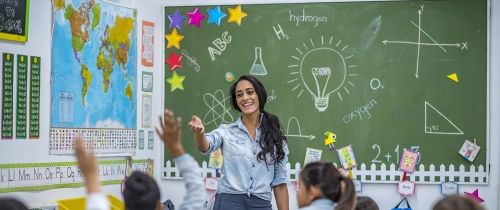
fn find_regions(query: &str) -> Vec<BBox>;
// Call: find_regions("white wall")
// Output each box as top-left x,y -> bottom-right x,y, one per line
0,0 -> 165,208
158,1 -> 500,210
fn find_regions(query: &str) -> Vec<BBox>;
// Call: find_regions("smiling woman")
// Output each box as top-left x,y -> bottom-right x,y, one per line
187,75 -> 290,210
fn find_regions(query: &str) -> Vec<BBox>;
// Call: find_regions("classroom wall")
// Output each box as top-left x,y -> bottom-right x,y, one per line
158,0 -> 500,210
0,0 -> 498,209
0,0 -> 166,207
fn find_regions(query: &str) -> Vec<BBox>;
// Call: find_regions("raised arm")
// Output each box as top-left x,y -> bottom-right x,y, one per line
74,137 -> 109,210
187,115 -> 210,152
156,109 -> 206,210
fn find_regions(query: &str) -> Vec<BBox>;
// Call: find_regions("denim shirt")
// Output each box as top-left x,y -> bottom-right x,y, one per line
203,116 -> 289,201
299,199 -> 336,210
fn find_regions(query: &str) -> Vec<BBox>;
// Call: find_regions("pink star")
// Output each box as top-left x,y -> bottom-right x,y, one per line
465,189 -> 484,203
187,8 -> 205,28
165,52 -> 183,71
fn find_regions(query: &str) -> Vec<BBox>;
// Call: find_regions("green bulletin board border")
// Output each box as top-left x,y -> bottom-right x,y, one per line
0,159 -> 148,193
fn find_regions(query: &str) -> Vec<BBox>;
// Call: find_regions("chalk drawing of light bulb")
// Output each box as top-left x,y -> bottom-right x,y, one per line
288,36 -> 358,112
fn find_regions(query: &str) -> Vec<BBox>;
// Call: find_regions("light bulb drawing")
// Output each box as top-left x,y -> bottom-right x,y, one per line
288,36 -> 357,112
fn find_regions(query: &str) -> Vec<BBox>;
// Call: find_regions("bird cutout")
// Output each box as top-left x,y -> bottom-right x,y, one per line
323,132 -> 337,151
447,73 -> 459,83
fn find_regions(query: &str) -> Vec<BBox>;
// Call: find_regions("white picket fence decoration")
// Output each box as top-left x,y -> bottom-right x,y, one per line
163,161 -> 488,184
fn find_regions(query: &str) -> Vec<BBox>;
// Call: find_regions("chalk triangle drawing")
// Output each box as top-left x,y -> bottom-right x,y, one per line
424,101 -> 464,135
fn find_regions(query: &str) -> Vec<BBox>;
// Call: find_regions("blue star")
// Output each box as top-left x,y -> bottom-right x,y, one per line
168,9 -> 186,29
207,6 -> 226,26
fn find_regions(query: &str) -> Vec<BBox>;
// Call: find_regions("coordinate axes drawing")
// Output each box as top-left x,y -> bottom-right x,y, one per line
382,5 -> 468,78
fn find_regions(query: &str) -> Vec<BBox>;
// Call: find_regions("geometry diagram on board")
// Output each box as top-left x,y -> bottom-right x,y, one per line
285,116 -> 315,140
203,89 -> 234,127
288,36 -> 358,112
382,5 -> 468,79
424,101 -> 463,135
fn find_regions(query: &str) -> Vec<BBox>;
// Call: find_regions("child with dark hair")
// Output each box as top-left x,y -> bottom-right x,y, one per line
433,195 -> 485,210
297,161 -> 357,210
188,75 -> 289,210
75,109 -> 205,210
122,171 -> 161,210
355,196 -> 379,210
0,198 -> 29,210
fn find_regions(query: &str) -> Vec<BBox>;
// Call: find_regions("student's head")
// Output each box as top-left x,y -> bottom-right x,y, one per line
432,195 -> 484,210
355,196 -> 379,210
298,161 -> 357,210
230,75 -> 267,115
0,198 -> 29,210
123,171 -> 161,210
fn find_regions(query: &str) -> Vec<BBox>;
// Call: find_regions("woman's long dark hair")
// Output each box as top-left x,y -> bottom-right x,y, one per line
300,161 -> 357,210
230,75 -> 287,166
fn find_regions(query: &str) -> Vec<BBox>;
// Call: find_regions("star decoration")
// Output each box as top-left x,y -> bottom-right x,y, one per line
465,189 -> 484,203
207,6 -> 226,26
187,8 -> 205,28
165,52 -> 183,71
165,29 -> 184,49
168,9 -> 186,29
166,71 -> 185,92
227,5 -> 247,26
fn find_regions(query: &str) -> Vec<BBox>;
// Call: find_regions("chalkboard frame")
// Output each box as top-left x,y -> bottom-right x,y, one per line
0,0 -> 30,42
161,0 -> 490,184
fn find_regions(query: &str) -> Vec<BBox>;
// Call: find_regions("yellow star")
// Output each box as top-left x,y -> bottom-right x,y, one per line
166,71 -> 185,92
227,5 -> 247,26
165,28 -> 184,49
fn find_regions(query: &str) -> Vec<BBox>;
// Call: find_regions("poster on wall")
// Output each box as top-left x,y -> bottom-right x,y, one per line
141,20 -> 154,67
1,53 -> 14,139
50,0 -> 137,154
0,0 -> 30,42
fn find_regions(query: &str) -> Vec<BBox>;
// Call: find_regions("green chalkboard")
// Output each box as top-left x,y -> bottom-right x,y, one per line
164,0 -> 487,178
0,0 -> 29,42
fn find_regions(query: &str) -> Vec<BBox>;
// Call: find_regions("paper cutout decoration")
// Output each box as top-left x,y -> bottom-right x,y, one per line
336,145 -> 357,169
440,182 -> 459,196
398,180 -> 416,196
323,132 -> 336,150
208,149 -> 223,169
227,5 -> 247,26
399,148 -> 419,173
187,8 -> 205,28
165,29 -> 184,49
458,139 -> 481,162
168,9 -> 186,29
447,73 -> 459,83
166,71 -> 185,92
465,189 -> 484,203
166,52 -> 183,71
304,147 -> 322,165
204,177 -> 219,191
207,6 -> 227,26
225,72 -> 235,83
353,180 -> 362,192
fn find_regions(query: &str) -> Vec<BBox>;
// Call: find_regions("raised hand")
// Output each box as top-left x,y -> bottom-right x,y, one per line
156,109 -> 184,157
74,136 -> 100,193
188,115 -> 205,134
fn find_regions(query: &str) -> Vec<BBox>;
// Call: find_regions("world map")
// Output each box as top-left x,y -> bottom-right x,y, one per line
51,0 -> 136,129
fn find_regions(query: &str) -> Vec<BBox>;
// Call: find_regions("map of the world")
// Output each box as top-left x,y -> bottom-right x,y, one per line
50,0 -> 137,154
